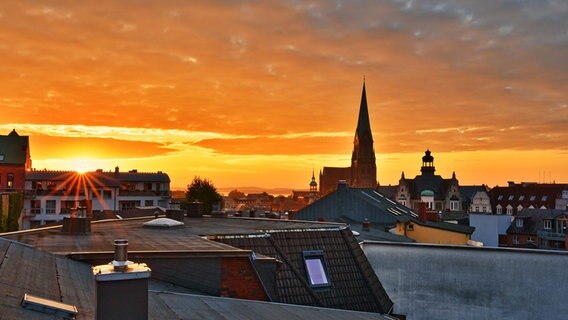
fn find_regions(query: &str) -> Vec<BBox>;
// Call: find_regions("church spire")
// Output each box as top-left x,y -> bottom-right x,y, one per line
355,79 -> 373,143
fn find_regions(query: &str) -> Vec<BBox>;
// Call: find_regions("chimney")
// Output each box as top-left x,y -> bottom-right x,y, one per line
62,207 -> 91,234
337,180 -> 348,191
418,202 -> 427,222
115,166 -> 119,174
362,218 -> 370,231
93,240 -> 151,320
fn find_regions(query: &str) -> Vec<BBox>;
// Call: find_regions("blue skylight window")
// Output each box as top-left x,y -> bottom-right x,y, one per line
303,250 -> 330,288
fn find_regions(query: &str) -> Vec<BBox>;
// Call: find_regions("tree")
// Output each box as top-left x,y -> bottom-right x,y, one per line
185,176 -> 222,214
228,189 -> 245,199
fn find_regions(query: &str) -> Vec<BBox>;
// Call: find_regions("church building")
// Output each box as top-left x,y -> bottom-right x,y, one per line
319,82 -> 377,195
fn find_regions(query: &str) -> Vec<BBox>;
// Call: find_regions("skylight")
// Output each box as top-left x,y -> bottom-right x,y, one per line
303,250 -> 330,288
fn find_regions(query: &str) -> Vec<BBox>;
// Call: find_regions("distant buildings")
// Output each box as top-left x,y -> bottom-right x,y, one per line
21,167 -> 171,229
393,150 -> 462,212
319,82 -> 377,195
296,181 -> 474,245
490,182 -> 568,215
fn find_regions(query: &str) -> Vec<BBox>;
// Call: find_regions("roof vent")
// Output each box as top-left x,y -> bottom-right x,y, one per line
143,217 -> 184,228
21,293 -> 78,319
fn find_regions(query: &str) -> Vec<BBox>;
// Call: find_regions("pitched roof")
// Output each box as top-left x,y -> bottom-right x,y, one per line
490,183 -> 567,212
2,216 -> 393,315
298,186 -> 474,235
213,228 -> 393,314
0,238 -> 95,319
25,169 -> 170,185
150,292 -> 396,320
298,186 -> 417,225
355,81 -> 373,143
0,238 -> 396,319
0,129 -> 29,165
507,208 -> 567,235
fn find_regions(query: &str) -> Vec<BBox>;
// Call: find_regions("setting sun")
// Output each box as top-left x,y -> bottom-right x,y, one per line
0,1 -> 566,190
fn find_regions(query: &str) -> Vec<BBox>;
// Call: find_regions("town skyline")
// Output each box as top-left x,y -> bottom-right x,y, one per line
1,1 -> 567,190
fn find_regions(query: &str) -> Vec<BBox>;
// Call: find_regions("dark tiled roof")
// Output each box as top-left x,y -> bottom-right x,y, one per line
377,185 -> 397,199
2,216 -> 393,314
298,186 -> 416,225
150,291 -> 395,319
507,209 -> 567,235
298,185 -> 474,235
0,238 -> 394,319
0,238 -> 95,319
214,228 -> 393,314
460,185 -> 488,202
410,174 -> 447,200
0,130 -> 29,165
1,217 -> 248,254
25,170 -> 170,185
490,184 -> 567,214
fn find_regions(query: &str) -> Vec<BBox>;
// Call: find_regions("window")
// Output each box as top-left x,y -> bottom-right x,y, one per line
399,200 -> 407,206
7,173 -> 14,189
303,250 -> 330,288
46,200 -> 56,214
516,219 -> 523,228
497,195 -> 503,201
530,195 -> 536,201
544,220 -> 552,230
0,154 -> 4,161
496,205 -> 502,214
506,205 -> 513,215
508,195 -> 514,201
527,236 -> 534,243
450,200 -> 459,211
145,200 -> 154,206
513,235 -> 519,244
517,205 -> 523,213
542,196 -> 548,201
406,223 -> 414,231
102,190 -> 112,199
519,195 -> 525,201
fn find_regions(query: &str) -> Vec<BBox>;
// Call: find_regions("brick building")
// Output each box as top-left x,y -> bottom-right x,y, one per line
319,81 -> 377,195
0,129 -> 31,192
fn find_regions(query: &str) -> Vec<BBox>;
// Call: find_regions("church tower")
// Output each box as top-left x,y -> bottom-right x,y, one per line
350,81 -> 377,188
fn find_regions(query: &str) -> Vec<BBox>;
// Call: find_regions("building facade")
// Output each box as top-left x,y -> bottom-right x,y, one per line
0,129 -> 31,192
394,150 -> 462,212
319,82 -> 377,195
489,182 -> 567,215
21,167 -> 170,228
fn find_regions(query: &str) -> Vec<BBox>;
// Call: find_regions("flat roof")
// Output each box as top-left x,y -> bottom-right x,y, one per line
1,216 -> 345,255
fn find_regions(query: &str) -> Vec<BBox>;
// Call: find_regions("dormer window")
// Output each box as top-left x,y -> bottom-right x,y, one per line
497,195 -> 503,201
530,195 -> 536,201
544,220 -> 552,230
303,250 -> 330,288
506,205 -> 513,215
519,195 -> 525,201
508,195 -> 514,201
516,218 -> 523,228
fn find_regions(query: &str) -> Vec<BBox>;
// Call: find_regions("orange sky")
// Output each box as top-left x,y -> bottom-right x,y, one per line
0,1 -> 567,191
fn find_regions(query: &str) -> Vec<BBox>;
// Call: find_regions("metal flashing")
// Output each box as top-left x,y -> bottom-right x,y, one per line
21,293 -> 78,319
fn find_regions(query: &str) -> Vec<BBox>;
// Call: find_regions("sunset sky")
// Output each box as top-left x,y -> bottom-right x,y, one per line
1,1 -> 567,191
